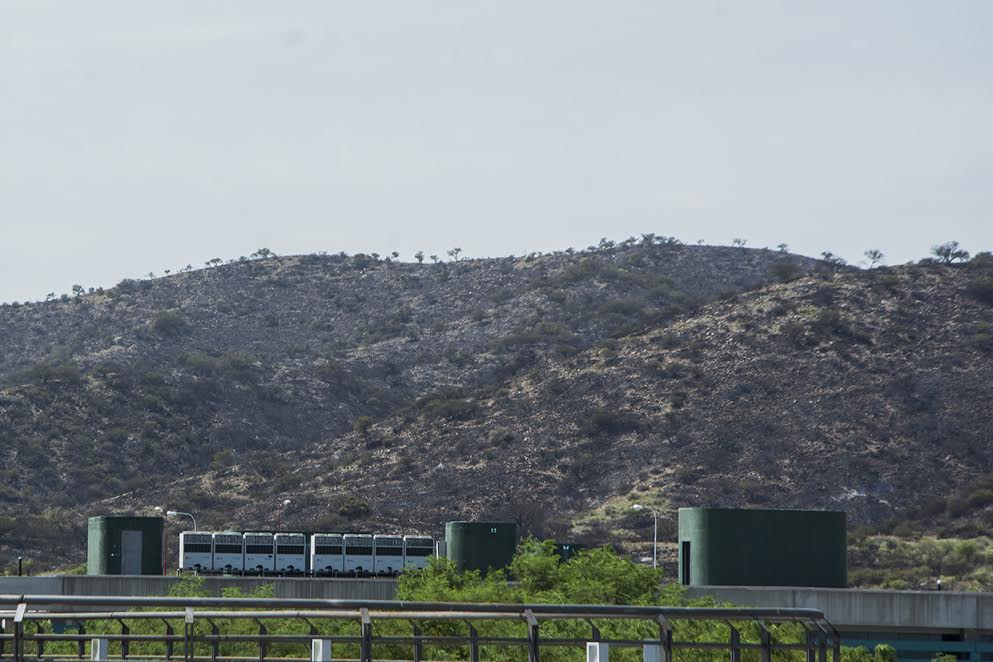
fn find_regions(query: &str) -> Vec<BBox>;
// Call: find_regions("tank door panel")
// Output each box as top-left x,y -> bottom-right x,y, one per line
122,530 -> 143,575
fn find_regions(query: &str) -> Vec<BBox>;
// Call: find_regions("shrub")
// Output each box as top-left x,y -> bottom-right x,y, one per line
15,360 -> 82,386
421,395 -> 479,421
771,260 -> 802,282
353,415 -> 373,436
337,496 -> 371,519
148,309 -> 189,337
599,297 -> 645,317
967,489 -> 993,509
966,277 -> 993,306
583,408 -> 641,436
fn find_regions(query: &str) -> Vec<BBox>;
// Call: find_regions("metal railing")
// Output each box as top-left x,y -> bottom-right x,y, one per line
0,595 -> 839,662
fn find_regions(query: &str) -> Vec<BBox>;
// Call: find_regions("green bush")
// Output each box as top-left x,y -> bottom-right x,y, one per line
966,277 -> 993,306
420,394 -> 480,421
771,260 -> 802,282
148,309 -> 189,337
353,415 -> 373,436
583,408 -> 641,436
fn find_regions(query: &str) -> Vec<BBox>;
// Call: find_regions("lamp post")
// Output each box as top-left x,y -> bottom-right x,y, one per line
160,508 -> 197,532
632,504 -> 658,568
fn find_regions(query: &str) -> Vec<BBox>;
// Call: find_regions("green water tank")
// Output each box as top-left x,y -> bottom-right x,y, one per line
87,516 -> 165,575
444,521 -> 518,573
677,507 -> 847,588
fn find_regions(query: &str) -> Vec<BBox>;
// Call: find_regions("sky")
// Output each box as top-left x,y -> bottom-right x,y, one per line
1,1 -> 991,303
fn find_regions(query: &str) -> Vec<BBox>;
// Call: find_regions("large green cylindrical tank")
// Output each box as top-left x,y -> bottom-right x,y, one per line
677,507 -> 847,588
87,516 -> 165,575
444,521 -> 518,573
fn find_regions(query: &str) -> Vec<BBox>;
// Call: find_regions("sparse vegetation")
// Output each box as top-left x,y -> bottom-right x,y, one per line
932,241 -> 970,264
2,240 -> 992,582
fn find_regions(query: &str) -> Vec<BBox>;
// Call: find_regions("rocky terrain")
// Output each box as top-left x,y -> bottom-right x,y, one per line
1,240 -> 992,586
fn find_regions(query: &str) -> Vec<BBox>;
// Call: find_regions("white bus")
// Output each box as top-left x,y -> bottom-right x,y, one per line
212,532 -> 245,573
373,535 -> 404,575
310,534 -> 344,575
274,533 -> 307,573
244,532 -> 275,573
179,532 -> 213,571
402,536 -> 434,571
343,534 -> 374,574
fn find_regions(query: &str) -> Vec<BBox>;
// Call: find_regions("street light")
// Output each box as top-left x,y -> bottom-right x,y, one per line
632,504 -> 658,568
163,509 -> 198,531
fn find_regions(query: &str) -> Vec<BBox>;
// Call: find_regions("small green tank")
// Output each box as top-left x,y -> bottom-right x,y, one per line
444,521 -> 518,573
87,516 -> 165,575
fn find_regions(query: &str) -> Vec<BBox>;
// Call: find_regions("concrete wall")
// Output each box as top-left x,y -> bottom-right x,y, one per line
0,575 -> 398,600
688,585 -> 993,632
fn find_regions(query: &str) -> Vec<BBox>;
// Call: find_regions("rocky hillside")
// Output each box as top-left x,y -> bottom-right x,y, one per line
2,241 -> 992,583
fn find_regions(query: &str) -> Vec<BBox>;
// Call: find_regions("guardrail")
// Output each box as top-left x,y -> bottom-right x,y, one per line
0,595 -> 839,662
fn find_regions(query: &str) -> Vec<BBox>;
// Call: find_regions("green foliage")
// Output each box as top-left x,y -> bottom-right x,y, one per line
336,495 -> 371,519
395,541 -> 878,662
771,260 -> 803,282
149,309 -> 189,337
13,359 -> 83,386
418,393 -> 480,421
179,351 -> 260,383
583,408 -> 641,436
353,415 -> 373,436
966,277 -> 993,306
932,241 -> 970,264
398,539 -> 671,606
491,322 -> 579,352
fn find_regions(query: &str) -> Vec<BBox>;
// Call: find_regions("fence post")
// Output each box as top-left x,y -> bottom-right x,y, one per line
35,623 -> 43,659
360,608 -> 372,662
729,625 -> 740,662
525,609 -> 540,662
657,615 -> 672,662
90,639 -> 109,662
587,642 -> 609,662
207,620 -> 218,662
1,618 -> 6,658
163,621 -> 173,661
120,622 -> 129,660
311,640 -> 332,662
183,608 -> 194,662
258,622 -> 267,662
467,623 -> 479,662
78,623 -> 86,660
412,622 -> 422,662
759,623 -> 771,662
14,602 -> 27,662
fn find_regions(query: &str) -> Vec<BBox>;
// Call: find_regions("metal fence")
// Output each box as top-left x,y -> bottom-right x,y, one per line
0,595 -> 839,662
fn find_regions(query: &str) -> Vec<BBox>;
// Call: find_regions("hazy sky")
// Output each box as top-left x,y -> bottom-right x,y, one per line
1,1 -> 991,303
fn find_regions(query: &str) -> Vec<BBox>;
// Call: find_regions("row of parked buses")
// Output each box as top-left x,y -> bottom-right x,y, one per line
178,532 -> 435,576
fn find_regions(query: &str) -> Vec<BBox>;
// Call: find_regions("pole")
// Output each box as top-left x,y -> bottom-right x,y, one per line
18,557 -> 23,576
652,512 -> 658,569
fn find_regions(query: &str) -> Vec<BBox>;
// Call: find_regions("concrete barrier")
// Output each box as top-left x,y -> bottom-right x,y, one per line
686,585 -> 992,631
0,575 -> 398,600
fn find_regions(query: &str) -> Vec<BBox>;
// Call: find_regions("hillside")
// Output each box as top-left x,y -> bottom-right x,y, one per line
2,242 -> 992,586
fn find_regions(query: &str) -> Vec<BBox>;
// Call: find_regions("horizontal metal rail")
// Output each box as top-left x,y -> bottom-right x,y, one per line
0,595 -> 839,662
